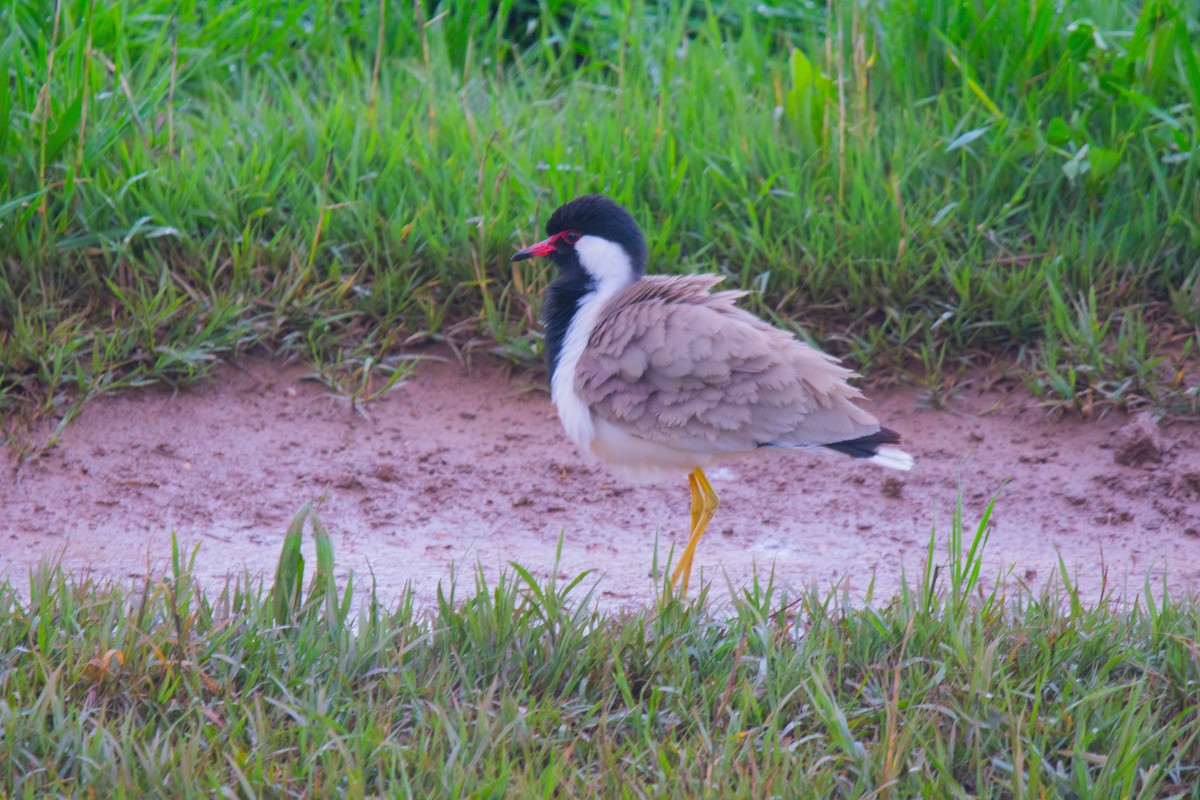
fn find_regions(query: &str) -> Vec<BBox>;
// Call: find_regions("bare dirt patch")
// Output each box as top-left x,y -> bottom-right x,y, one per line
4,353 -> 1200,607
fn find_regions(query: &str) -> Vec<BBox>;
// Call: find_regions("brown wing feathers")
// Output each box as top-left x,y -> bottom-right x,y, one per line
576,275 -> 882,454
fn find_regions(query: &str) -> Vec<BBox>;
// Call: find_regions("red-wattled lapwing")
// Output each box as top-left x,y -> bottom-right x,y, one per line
513,194 -> 914,595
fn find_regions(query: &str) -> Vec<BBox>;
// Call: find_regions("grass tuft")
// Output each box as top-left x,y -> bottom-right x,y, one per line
2,499 -> 1199,795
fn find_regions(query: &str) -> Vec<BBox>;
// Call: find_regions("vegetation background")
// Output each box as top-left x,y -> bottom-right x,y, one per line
2,0 -> 1197,441
2,0 -> 1200,795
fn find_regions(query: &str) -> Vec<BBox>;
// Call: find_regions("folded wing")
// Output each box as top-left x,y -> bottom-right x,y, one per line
576,275 -> 882,455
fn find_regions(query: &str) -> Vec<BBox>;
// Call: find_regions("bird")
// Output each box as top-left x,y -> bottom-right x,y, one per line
512,194 -> 913,595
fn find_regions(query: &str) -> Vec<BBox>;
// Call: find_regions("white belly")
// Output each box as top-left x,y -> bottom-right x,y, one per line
589,417 -> 713,483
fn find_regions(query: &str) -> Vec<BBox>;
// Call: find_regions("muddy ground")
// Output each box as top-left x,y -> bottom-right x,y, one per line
4,352 -> 1199,609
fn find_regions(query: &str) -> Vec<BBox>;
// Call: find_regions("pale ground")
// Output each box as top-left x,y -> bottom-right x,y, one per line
4,351 -> 1199,608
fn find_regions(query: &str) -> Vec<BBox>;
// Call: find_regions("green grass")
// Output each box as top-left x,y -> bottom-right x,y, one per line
2,0 -> 1198,445
2,501 -> 1199,796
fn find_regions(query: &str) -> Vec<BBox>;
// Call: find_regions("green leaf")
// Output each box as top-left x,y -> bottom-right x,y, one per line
1066,20 -> 1100,62
1107,82 -> 1182,129
0,189 -> 50,222
307,511 -> 338,621
272,504 -> 310,625
1087,146 -> 1120,182
43,91 -> 84,166
785,47 -> 833,152
1174,13 -> 1200,116
0,32 -> 14,154
1047,116 -> 1074,147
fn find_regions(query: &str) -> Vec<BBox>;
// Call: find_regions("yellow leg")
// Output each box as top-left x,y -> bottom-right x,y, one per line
687,471 -> 702,532
668,473 -> 701,592
669,475 -> 701,593
670,468 -> 720,596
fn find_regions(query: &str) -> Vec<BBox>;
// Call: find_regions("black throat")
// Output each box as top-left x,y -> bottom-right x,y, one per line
542,271 -> 593,382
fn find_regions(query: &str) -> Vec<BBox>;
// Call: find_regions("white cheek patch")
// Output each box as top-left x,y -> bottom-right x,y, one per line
550,235 -> 639,456
575,235 -> 636,291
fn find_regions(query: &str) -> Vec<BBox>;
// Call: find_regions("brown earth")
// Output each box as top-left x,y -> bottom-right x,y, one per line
4,352 -> 1200,608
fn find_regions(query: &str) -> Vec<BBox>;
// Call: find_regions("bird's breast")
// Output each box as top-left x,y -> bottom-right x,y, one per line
549,288 -> 612,454
550,371 -> 596,454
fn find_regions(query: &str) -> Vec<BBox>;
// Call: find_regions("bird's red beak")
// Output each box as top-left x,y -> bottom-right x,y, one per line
511,234 -> 559,262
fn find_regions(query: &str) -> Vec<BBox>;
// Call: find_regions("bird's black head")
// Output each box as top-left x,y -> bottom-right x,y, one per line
515,195 -> 648,378
511,194 -> 648,280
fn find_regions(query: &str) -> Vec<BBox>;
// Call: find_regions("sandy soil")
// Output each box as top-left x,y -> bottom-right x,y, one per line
4,352 -> 1199,608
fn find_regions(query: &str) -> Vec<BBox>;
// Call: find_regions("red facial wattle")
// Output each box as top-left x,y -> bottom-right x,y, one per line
511,230 -> 580,262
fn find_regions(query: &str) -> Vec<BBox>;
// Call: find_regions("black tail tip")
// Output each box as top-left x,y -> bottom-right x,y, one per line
824,427 -> 903,459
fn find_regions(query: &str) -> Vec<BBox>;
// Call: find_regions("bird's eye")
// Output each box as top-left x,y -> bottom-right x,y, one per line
562,230 -> 582,245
